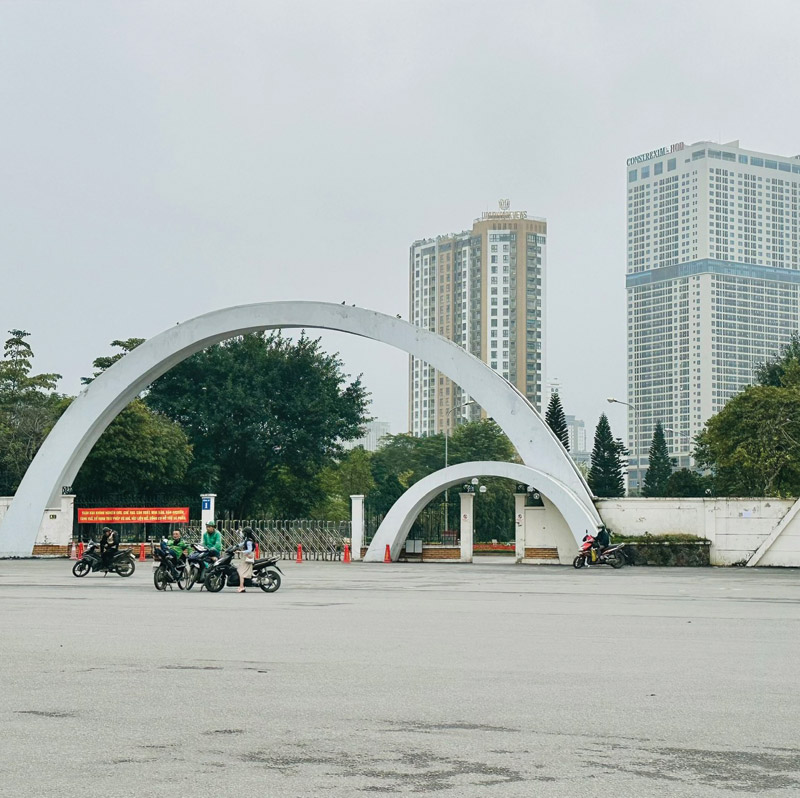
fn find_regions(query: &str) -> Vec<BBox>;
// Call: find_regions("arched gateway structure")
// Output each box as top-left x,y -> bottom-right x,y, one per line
365,461 -> 594,562
0,302 -> 600,557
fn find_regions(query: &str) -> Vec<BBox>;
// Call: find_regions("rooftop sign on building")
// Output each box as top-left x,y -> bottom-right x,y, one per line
481,199 -> 527,221
627,142 -> 685,166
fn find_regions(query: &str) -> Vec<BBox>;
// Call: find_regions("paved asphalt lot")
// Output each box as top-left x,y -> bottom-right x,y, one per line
1,559 -> 799,797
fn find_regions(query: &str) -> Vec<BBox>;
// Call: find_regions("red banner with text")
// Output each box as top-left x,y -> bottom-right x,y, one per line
77,507 -> 190,524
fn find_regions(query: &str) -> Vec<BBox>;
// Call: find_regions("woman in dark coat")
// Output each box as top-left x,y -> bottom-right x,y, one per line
99,526 -> 119,569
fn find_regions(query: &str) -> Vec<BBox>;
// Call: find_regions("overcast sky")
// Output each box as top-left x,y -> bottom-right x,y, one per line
2,0 -> 799,444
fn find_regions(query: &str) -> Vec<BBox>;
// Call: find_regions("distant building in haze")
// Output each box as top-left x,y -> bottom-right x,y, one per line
342,420 -> 391,452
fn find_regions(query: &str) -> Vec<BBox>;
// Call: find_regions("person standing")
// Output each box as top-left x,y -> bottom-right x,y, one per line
202,520 -> 222,557
99,526 -> 119,570
236,527 -> 256,593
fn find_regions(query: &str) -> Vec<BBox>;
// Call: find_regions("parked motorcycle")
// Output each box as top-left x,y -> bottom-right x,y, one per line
185,544 -> 219,591
573,536 -> 626,569
72,541 -> 136,577
152,540 -> 188,590
204,545 -> 283,593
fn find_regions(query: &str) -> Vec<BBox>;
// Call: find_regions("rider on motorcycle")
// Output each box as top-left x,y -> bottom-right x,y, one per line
596,525 -> 610,552
202,520 -> 222,557
99,526 -> 119,569
167,529 -> 191,561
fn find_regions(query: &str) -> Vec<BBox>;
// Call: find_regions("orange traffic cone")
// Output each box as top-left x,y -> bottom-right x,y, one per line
69,542 -> 77,560
255,543 -> 260,559
138,543 -> 146,562
296,544 -> 303,563
77,542 -> 84,559
384,544 -> 391,563
343,544 -> 351,563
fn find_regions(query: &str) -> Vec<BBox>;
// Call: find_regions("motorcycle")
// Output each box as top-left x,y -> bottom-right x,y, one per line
204,545 -> 283,593
185,544 -> 219,591
72,541 -> 136,578
573,535 -> 626,569
152,540 -> 188,590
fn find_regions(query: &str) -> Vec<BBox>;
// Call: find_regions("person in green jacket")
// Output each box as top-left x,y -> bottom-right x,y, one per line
167,528 -> 191,560
202,521 -> 222,557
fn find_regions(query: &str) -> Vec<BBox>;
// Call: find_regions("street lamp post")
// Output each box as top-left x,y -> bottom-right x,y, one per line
607,397 -> 641,495
444,399 -> 476,534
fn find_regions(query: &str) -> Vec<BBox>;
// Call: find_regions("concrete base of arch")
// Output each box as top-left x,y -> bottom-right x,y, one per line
364,461 -> 600,562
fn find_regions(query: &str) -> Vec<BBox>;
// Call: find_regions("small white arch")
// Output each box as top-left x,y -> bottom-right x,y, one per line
365,461 -> 597,561
0,302 -> 599,556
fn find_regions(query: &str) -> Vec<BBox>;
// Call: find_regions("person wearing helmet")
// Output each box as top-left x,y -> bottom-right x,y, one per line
202,520 -> 222,557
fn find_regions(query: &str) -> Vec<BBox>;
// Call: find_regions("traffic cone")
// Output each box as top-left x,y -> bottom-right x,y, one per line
138,543 -> 146,562
343,544 -> 351,563
384,544 -> 391,563
296,544 -> 303,563
255,543 -> 260,559
77,542 -> 84,559
69,542 -> 77,560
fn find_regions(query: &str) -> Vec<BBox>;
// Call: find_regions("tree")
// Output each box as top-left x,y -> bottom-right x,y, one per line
365,420 -> 518,541
72,399 -> 193,497
72,339 -> 193,498
81,338 -> 145,383
694,385 -> 800,497
310,447 -> 375,521
145,332 -> 370,517
642,422 -> 674,497
587,413 -> 626,498
663,468 -> 711,498
0,330 -> 65,494
755,332 -> 800,387
545,392 -> 569,450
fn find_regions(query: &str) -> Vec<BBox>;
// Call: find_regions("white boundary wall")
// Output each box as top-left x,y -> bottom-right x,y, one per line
0,495 -> 75,551
596,498 -> 800,566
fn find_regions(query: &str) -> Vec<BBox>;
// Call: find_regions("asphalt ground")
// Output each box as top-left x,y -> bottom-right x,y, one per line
0,558 -> 799,797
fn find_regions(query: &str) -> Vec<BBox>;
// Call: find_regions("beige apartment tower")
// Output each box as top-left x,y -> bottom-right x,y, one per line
409,202 -> 546,436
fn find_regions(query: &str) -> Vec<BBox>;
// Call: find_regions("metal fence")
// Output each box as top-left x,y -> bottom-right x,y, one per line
184,519 -> 351,561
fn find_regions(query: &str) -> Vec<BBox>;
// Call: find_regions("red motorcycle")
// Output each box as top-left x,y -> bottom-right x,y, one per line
573,534 -> 626,569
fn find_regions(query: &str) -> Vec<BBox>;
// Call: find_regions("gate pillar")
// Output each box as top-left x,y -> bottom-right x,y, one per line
350,495 -> 365,561
459,492 -> 474,563
514,493 -> 526,563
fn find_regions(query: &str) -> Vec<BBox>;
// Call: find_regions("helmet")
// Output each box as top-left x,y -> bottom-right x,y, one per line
205,520 -> 216,528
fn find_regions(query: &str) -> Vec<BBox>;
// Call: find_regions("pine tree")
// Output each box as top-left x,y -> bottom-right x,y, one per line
545,392 -> 569,450
587,413 -> 625,498
642,421 -> 674,497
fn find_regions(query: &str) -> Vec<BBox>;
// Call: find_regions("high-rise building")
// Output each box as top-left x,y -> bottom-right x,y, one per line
409,202 -> 546,436
565,414 -> 587,456
626,139 -> 800,488
342,420 -> 391,452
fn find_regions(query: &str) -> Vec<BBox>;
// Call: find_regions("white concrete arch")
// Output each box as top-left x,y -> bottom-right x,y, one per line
0,301 -> 599,556
365,461 -> 597,561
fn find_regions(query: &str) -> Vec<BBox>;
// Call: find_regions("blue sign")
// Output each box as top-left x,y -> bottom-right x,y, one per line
202,498 -> 211,511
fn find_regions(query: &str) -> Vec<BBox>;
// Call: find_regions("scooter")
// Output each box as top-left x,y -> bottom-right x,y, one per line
185,544 -> 219,591
204,545 -> 283,593
72,541 -> 136,577
573,536 -> 626,569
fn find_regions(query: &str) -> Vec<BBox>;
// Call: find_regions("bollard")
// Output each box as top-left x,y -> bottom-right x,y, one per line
296,544 -> 303,563
343,544 -> 351,563
384,544 -> 391,563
